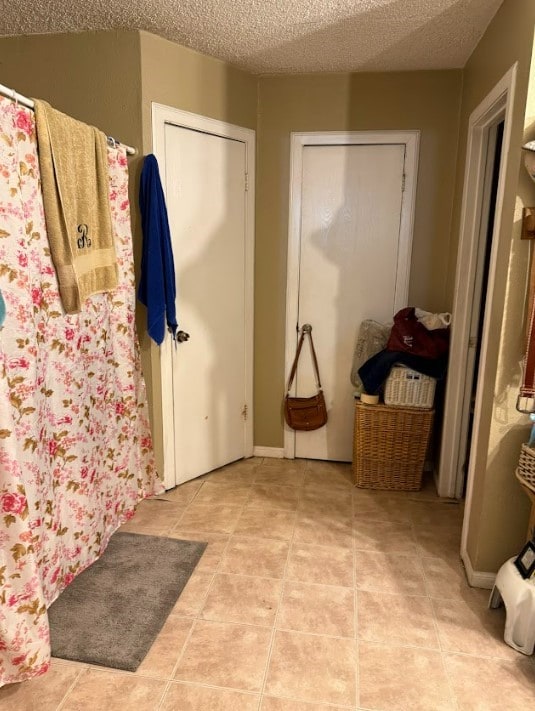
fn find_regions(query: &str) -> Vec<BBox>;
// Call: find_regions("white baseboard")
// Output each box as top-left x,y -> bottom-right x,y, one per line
462,549 -> 496,590
253,446 -> 285,458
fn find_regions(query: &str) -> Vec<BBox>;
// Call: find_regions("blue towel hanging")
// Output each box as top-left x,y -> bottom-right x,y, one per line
137,154 -> 178,345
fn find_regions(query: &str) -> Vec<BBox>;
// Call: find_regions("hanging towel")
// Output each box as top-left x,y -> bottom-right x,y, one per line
34,99 -> 117,313
137,154 -> 178,345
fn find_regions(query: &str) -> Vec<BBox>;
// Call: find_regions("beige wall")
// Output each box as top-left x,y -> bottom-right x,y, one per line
0,31 -> 142,151
139,31 -> 258,474
255,71 -> 463,447
446,0 -> 535,572
0,31 -> 144,240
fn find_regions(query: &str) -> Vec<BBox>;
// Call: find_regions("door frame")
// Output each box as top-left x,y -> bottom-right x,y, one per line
283,130 -> 420,459
437,64 -> 517,502
152,103 -> 255,489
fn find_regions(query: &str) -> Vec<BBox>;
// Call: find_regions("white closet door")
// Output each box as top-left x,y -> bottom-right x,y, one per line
163,123 -> 248,484
294,143 -> 406,462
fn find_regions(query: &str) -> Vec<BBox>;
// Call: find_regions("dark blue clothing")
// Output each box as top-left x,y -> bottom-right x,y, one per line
358,350 -> 448,395
137,154 -> 178,345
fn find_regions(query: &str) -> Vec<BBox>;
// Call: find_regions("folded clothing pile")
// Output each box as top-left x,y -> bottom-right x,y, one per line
354,307 -> 451,397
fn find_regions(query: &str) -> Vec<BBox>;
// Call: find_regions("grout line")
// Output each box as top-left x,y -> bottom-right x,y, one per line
258,491 -> 297,702
426,576 -> 462,711
54,665 -> 87,711
352,485 -> 360,711
159,617 -> 200,708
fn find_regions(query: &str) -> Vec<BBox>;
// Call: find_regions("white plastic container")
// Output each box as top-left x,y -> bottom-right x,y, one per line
384,366 -> 436,409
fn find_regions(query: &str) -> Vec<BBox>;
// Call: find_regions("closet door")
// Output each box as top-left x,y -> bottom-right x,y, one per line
291,142 -> 407,462
162,122 -> 250,486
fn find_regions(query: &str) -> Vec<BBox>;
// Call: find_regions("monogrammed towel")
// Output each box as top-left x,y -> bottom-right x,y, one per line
34,99 -> 117,313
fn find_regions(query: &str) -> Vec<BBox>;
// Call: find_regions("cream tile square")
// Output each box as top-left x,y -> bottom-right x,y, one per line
354,550 -> 426,595
294,513 -> 353,549
61,668 -> 167,711
178,503 -> 243,534
262,457 -> 307,470
208,461 -> 260,483
286,542 -> 354,587
161,682 -> 260,711
254,463 -> 306,487
168,531 -> 229,572
204,470 -> 257,487
358,642 -> 455,711
235,508 -> 297,540
220,457 -> 263,470
265,630 -> 357,706
248,484 -> 300,511
120,500 -> 184,535
409,500 -> 463,527
0,662 -> 81,711
156,479 -> 203,506
421,555 -> 476,600
193,482 -> 252,506
353,491 -> 414,523
297,498 -> 353,518
432,596 -> 519,660
357,590 -> 439,648
413,521 -> 462,561
301,484 -> 352,502
260,697 -> 348,710
444,653 -> 535,710
201,573 -> 281,626
305,461 -> 353,488
354,519 -> 418,554
174,620 -> 271,692
299,488 -> 353,517
277,581 -> 354,637
220,536 -> 289,578
136,616 -> 193,678
170,571 -> 214,616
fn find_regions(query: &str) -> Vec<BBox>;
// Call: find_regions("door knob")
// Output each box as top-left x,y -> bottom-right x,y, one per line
176,330 -> 190,343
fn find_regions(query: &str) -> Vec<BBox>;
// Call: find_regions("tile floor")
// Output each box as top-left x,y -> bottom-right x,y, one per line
2,457 -> 535,710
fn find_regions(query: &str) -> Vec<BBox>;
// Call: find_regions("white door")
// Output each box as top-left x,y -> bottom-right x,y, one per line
161,120 -> 251,486
291,141 -> 409,462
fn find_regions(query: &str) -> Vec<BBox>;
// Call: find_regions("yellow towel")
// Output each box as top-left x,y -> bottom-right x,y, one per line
34,99 -> 117,314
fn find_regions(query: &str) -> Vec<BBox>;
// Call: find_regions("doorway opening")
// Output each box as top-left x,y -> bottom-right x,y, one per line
437,64 -> 517,586
457,118 -> 505,499
438,65 -> 516,506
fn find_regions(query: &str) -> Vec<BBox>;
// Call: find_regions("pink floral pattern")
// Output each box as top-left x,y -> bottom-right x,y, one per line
0,97 -> 163,686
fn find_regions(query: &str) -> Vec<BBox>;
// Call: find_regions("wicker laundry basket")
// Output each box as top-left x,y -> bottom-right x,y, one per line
517,444 -> 535,493
353,401 -> 434,491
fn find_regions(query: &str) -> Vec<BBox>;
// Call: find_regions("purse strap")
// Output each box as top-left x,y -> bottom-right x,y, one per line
286,324 -> 323,394
519,244 -> 535,412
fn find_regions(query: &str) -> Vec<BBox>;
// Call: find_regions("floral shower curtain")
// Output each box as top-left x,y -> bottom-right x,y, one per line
0,96 -> 163,686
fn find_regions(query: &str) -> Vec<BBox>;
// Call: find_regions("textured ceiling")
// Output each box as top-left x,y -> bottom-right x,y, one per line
1,0 -> 503,74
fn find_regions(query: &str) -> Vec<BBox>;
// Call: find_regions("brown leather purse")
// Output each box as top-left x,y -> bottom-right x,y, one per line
284,324 -> 328,431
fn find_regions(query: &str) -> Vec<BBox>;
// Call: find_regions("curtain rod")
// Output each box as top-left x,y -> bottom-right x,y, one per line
0,82 -> 137,156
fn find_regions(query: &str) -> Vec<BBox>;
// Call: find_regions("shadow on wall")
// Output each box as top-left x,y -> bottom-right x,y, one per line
299,145 -> 405,461
242,0 -> 501,73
